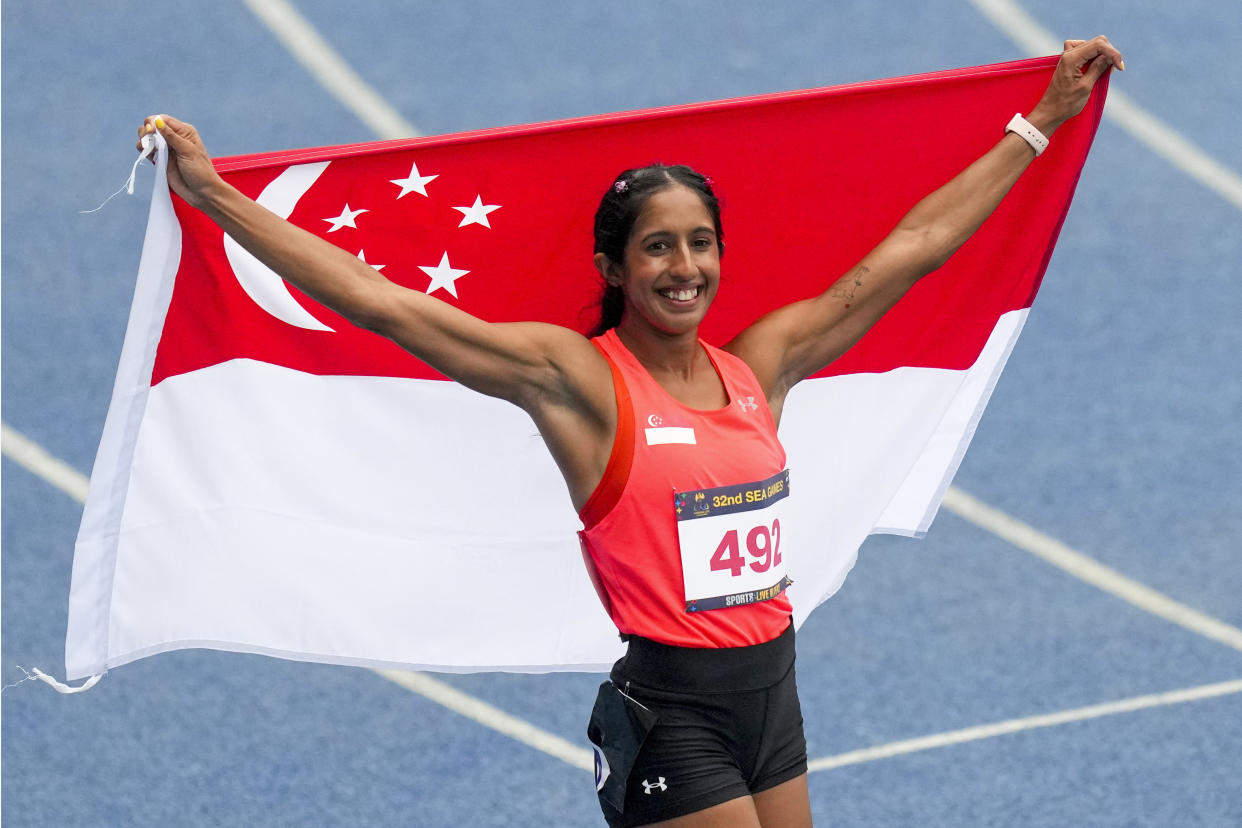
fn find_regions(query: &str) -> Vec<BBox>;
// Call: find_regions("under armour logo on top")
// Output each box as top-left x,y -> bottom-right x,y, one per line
736,396 -> 759,413
641,777 -> 668,794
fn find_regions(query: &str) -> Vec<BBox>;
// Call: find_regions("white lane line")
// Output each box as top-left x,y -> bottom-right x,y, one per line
942,487 -> 1242,654
808,677 -> 1242,772
376,670 -> 594,771
240,0 -> 419,140
1,423 -> 90,502
968,0 -> 1242,211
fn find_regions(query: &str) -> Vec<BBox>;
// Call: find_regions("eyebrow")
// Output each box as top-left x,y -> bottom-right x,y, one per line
638,227 -> 716,244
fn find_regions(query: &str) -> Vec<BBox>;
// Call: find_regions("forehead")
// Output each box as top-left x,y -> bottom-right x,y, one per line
632,185 -> 714,234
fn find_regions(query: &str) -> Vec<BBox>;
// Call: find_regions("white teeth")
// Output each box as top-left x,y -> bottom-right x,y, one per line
661,287 -> 699,301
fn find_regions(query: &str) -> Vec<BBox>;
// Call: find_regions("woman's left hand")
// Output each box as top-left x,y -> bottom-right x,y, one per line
1028,36 -> 1124,134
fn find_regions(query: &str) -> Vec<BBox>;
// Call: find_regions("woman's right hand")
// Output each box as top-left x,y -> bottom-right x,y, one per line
136,114 -> 225,210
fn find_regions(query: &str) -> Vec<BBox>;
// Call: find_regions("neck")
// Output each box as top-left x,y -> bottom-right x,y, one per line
615,317 -> 704,380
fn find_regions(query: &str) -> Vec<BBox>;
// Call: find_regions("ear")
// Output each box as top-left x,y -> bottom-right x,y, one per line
594,252 -> 622,285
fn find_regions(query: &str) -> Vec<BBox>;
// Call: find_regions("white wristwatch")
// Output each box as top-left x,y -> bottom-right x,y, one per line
1005,113 -> 1049,156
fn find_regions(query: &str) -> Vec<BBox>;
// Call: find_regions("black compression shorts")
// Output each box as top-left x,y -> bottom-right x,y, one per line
587,623 -> 807,827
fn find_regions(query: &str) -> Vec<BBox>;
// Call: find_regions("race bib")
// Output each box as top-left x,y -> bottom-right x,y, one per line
673,470 -> 791,612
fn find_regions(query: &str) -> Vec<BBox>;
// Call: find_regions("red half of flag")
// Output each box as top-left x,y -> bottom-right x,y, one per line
154,55 -> 1106,386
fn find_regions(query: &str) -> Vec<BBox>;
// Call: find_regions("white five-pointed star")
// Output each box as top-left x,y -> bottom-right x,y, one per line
453,195 -> 501,228
419,252 -> 470,298
356,250 -> 385,272
323,204 -> 368,232
390,161 -> 438,198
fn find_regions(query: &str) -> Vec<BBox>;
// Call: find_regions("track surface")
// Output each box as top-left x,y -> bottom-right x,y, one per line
3,1 -> 1240,825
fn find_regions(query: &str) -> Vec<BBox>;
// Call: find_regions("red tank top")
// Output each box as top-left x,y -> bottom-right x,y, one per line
578,329 -> 793,648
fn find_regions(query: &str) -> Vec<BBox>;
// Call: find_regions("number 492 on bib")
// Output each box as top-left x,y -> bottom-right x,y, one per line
673,470 -> 792,612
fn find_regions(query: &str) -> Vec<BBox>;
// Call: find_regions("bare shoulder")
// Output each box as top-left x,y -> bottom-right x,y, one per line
500,321 -> 615,421
506,321 -> 610,383
722,304 -> 807,409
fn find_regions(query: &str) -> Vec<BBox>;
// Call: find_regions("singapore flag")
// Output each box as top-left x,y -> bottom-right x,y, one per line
67,57 -> 1108,679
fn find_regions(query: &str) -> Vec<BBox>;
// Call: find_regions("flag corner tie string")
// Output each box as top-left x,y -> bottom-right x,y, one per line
80,132 -> 159,215
2,665 -> 105,695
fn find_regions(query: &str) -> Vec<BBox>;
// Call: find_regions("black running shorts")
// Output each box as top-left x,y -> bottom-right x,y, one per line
587,623 -> 807,827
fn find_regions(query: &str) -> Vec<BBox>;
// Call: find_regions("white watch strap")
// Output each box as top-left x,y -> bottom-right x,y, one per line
1005,113 -> 1049,156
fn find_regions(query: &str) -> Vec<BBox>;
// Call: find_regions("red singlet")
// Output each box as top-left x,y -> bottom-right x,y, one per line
578,330 -> 793,648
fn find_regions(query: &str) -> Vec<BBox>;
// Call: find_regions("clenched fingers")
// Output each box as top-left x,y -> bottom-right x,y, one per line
1066,35 -> 1125,73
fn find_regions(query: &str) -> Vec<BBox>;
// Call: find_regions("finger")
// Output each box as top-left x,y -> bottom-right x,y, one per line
159,113 -> 193,131
1063,39 -> 1085,52
1070,35 -> 1122,65
153,114 -> 191,150
1082,54 -> 1114,85
1064,36 -> 1125,75
1086,35 -> 1124,70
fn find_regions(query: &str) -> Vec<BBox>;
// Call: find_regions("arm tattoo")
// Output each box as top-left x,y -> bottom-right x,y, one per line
829,265 -> 869,302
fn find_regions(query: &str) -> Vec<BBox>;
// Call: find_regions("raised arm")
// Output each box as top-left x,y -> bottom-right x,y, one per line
147,116 -> 606,406
727,36 -> 1123,421
144,115 -> 616,508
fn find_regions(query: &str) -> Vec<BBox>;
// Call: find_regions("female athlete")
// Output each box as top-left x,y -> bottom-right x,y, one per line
141,36 -> 1121,827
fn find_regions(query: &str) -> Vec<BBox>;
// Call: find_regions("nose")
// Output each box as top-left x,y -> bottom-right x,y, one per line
668,241 -> 697,280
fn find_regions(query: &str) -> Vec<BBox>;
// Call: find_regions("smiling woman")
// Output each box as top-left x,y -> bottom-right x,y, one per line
589,164 -> 725,339
601,185 -> 719,330
135,32 -> 1121,828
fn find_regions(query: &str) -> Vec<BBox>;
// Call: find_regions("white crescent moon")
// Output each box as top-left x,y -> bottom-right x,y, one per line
223,161 -> 334,331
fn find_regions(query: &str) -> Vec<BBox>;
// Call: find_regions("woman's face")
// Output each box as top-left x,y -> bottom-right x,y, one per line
608,184 -> 721,336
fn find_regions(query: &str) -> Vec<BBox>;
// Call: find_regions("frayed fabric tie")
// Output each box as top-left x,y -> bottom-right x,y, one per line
3,665 -> 104,695
80,132 -> 158,214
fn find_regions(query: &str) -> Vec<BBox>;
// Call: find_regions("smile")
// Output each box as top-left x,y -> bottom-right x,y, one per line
658,286 -> 702,302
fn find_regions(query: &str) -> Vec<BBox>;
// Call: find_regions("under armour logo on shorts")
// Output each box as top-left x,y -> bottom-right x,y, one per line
641,777 -> 668,794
